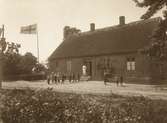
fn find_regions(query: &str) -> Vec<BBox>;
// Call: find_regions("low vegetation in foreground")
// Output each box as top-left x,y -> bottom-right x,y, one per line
0,88 -> 167,123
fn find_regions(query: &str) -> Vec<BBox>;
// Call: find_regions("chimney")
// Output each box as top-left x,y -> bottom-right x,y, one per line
63,26 -> 70,39
90,23 -> 95,31
119,16 -> 125,25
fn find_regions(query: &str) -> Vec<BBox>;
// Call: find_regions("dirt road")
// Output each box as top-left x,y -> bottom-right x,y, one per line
2,80 -> 167,100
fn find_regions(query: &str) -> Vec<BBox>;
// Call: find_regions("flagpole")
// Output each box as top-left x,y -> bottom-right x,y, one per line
36,27 -> 39,63
20,24 -> 39,62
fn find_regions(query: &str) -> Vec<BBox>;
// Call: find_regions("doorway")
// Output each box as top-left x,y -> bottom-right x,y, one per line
84,61 -> 92,76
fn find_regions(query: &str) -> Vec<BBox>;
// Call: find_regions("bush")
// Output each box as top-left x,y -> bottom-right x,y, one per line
0,89 -> 167,123
4,73 -> 46,81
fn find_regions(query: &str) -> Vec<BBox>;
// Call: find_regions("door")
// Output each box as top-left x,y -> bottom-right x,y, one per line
86,61 -> 92,76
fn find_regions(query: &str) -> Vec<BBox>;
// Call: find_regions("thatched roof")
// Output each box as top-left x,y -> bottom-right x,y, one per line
49,17 -> 161,60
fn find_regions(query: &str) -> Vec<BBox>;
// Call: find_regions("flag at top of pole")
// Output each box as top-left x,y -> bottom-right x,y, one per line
20,24 -> 37,34
20,24 -> 40,63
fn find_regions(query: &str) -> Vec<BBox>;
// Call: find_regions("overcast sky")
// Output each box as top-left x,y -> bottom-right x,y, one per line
0,0 -> 162,63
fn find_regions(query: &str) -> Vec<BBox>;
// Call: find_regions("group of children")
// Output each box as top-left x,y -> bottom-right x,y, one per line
115,75 -> 124,86
47,72 -> 80,85
104,73 -> 124,86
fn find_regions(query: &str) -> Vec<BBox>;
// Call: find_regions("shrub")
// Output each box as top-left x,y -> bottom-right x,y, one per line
4,73 -> 46,81
0,89 -> 167,123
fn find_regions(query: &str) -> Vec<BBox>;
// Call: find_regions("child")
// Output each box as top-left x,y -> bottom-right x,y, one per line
115,75 -> 119,86
47,74 -> 50,85
120,75 -> 123,86
77,73 -> 80,82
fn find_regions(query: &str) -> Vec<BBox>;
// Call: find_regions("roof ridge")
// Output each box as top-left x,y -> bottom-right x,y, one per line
69,17 -> 161,37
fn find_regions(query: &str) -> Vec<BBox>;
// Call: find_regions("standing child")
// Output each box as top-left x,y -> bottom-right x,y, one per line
54,73 -> 57,84
115,75 -> 119,86
120,75 -> 123,86
72,73 -> 75,82
77,73 -> 80,82
61,73 -> 65,84
47,74 -> 50,85
51,72 -> 54,84
57,72 -> 60,84
69,74 -> 72,83
104,71 -> 107,85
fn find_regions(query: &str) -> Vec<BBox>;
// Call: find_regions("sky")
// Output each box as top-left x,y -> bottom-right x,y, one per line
0,0 -> 162,63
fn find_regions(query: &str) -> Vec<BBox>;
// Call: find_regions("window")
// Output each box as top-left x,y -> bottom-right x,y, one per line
67,60 -> 72,73
131,61 -> 135,70
127,57 -> 135,71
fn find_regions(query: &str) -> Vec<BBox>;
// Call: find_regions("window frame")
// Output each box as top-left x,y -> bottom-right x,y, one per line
126,57 -> 136,71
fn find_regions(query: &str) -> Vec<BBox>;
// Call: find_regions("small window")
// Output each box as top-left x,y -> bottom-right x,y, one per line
127,62 -> 131,71
126,57 -> 135,71
131,61 -> 135,71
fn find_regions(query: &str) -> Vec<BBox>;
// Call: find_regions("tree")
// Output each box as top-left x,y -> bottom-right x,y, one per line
17,52 -> 37,74
133,0 -> 167,60
2,52 -> 37,77
3,53 -> 22,75
133,0 -> 167,19
64,26 -> 81,39
32,63 -> 47,73
0,40 -> 21,86
0,25 -> 21,87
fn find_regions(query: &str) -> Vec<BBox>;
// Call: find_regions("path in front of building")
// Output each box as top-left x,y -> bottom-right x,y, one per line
2,80 -> 167,100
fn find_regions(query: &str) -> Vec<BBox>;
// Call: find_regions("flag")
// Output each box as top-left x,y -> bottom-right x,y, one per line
20,24 -> 37,34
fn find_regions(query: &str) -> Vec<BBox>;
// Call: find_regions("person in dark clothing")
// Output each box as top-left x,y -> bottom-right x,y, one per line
120,75 -> 123,86
77,73 -> 80,82
104,71 -> 108,85
57,72 -> 60,84
54,73 -> 57,84
51,72 -> 54,84
69,74 -> 72,83
72,73 -> 75,82
61,74 -> 65,84
64,74 -> 67,81
47,74 -> 50,85
115,75 -> 119,86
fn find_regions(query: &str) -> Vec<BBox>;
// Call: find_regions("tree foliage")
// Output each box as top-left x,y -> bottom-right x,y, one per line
17,52 -> 37,74
64,26 -> 81,39
2,52 -> 38,76
133,0 -> 167,60
133,0 -> 167,19
32,63 -> 47,74
2,53 -> 21,75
